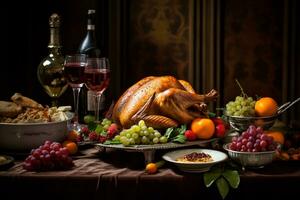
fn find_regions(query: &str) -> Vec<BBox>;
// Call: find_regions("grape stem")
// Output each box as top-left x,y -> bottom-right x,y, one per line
235,79 -> 247,98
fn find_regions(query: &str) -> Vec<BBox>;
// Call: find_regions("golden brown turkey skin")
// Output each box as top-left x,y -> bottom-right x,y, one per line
113,76 -> 218,129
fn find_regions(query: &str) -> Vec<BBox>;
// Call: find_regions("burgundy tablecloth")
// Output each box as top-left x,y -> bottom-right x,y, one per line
0,147 -> 299,200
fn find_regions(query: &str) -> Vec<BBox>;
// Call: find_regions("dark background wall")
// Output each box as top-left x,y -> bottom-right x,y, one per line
1,0 -> 299,126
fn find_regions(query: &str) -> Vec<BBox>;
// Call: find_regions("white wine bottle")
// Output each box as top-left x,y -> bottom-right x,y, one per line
37,13 -> 68,106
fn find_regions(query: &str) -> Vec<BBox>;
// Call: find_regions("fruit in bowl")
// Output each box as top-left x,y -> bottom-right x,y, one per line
223,80 -> 282,132
223,125 -> 279,168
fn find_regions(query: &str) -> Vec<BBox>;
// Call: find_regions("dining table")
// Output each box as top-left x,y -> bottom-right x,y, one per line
0,144 -> 299,200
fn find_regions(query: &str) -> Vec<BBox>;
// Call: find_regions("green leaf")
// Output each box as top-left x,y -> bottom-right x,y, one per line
222,170 -> 240,189
95,125 -> 106,135
208,112 -> 216,118
88,121 -> 97,131
172,134 -> 186,143
203,168 -> 222,187
164,127 -> 175,139
216,177 -> 229,199
177,124 -> 187,135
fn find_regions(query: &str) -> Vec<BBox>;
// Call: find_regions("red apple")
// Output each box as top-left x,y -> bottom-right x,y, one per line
215,124 -> 226,138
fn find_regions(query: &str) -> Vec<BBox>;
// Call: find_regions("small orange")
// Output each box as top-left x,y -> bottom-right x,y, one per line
145,163 -> 158,174
255,97 -> 278,117
191,118 -> 215,139
67,130 -> 79,142
62,140 -> 78,155
265,130 -> 285,145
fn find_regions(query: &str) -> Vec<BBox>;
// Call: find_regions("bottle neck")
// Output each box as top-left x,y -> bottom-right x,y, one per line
48,27 -> 61,48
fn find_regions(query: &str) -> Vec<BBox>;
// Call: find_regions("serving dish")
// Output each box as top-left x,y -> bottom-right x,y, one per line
162,148 -> 228,173
223,143 -> 276,168
223,113 -> 277,132
223,97 -> 300,132
95,138 -> 219,163
0,112 -> 73,152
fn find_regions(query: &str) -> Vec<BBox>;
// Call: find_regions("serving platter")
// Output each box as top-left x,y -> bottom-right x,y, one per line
95,138 -> 219,163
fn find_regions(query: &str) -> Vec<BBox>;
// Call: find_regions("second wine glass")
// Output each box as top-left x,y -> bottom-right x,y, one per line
84,57 -> 110,123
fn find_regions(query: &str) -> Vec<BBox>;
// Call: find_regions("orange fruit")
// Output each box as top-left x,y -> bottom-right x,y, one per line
67,130 -> 79,142
191,118 -> 215,139
255,97 -> 278,117
265,130 -> 285,145
62,140 -> 78,155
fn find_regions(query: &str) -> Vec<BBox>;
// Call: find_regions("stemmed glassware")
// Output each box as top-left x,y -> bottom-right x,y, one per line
63,54 -> 87,131
84,57 -> 110,123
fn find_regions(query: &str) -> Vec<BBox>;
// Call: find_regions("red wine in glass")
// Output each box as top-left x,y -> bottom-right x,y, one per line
84,68 -> 110,93
63,62 -> 86,87
84,57 -> 110,123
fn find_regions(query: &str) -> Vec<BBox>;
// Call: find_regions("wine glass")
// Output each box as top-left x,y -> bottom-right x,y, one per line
84,57 -> 110,123
63,54 -> 87,131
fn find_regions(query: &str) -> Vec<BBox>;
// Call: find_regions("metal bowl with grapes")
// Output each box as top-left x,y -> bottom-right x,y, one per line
223,143 -> 276,168
223,97 -> 300,132
223,113 -> 277,132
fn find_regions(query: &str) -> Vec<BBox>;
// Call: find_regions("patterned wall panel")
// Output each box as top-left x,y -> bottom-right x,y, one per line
126,0 -> 193,84
224,0 -> 284,104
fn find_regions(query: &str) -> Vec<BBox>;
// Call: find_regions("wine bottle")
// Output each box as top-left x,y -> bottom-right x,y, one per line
78,9 -> 104,122
37,13 -> 68,107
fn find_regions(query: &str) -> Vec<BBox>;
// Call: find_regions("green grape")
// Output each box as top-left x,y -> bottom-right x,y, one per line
131,125 -> 141,132
147,127 -> 154,133
120,131 -> 126,136
142,130 -> 149,136
132,133 -> 139,139
141,136 -> 149,144
148,133 -> 155,139
154,131 -> 161,138
129,138 -> 135,145
125,133 -> 132,138
114,135 -> 121,141
153,137 -> 159,144
138,120 -> 146,127
103,124 -> 109,130
159,136 -> 168,143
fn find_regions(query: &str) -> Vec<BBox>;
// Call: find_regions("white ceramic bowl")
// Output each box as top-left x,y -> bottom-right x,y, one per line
223,143 -> 276,168
163,148 -> 228,173
0,113 -> 73,152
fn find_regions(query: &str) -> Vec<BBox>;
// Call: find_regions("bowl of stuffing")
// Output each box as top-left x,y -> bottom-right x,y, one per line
0,93 -> 73,152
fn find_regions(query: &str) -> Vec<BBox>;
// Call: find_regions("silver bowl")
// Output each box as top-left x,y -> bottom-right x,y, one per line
223,113 -> 277,132
223,143 -> 276,168
0,113 -> 73,152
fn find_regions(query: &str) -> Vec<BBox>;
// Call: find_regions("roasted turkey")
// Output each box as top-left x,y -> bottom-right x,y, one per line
112,76 -> 218,129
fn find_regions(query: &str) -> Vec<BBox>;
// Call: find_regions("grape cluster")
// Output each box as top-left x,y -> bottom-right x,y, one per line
23,140 -> 74,171
114,120 -> 167,146
225,96 -> 256,117
80,118 -> 118,143
229,125 -> 278,152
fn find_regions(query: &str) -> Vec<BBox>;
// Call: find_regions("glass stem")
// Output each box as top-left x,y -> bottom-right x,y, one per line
72,87 -> 81,125
95,93 -> 102,123
51,99 -> 59,107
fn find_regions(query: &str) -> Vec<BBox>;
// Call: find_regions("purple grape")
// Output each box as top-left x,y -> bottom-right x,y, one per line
260,140 -> 267,148
242,138 -> 248,145
256,127 -> 264,134
248,136 -> 255,143
242,131 -> 249,139
246,141 -> 253,149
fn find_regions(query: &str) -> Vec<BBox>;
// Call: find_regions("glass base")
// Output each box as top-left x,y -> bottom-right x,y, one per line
69,122 -> 82,132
